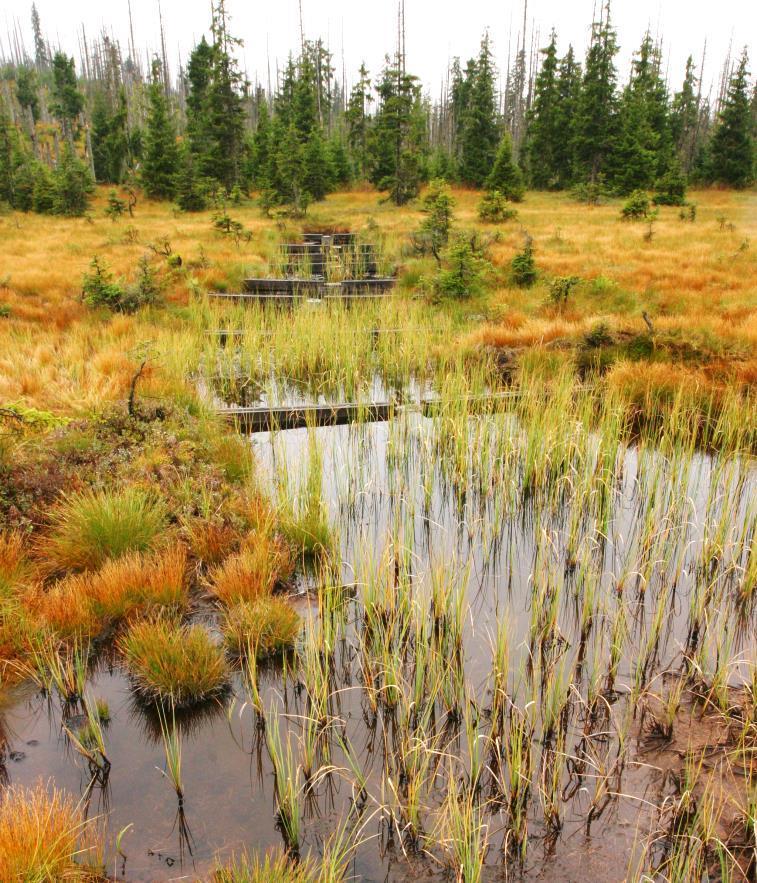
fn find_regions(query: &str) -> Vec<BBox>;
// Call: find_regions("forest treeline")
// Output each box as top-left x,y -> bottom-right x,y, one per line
0,0 -> 754,217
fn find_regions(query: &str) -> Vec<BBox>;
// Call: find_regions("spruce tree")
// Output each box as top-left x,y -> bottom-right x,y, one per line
553,46 -> 582,187
368,57 -> 427,205
486,131 -> 525,200
0,110 -> 19,206
345,63 -> 372,178
303,128 -> 330,201
141,65 -> 179,200
525,31 -> 561,188
459,34 -> 499,187
709,49 -> 754,188
608,34 -> 670,194
91,89 -> 129,184
175,144 -> 208,211
52,144 -> 94,216
16,67 -> 40,123
50,52 -> 84,140
250,99 -> 272,189
572,5 -> 619,183
671,56 -> 700,172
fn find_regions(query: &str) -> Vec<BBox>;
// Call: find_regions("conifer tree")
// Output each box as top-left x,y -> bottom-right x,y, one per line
0,110 -> 20,206
50,52 -> 84,140
91,89 -> 129,184
552,46 -> 582,187
141,64 -> 179,199
671,56 -> 701,172
608,34 -> 670,194
572,4 -> 619,183
303,128 -> 330,200
31,3 -> 49,69
175,144 -> 208,211
368,57 -> 427,205
250,99 -> 272,188
525,31 -> 561,188
709,49 -> 754,188
459,34 -> 499,187
52,143 -> 94,216
16,68 -> 40,123
486,131 -> 524,200
345,63 -> 372,178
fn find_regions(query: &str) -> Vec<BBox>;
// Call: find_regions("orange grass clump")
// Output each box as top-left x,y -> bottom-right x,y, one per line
29,544 -> 188,640
0,781 -> 105,880
209,534 -> 294,606
0,531 -> 34,595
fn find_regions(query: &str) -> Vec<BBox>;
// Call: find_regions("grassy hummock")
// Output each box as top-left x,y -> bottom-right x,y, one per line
120,618 -> 229,707
223,597 -> 301,658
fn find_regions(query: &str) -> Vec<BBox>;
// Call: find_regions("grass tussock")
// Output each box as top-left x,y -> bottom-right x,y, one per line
30,543 -> 188,639
214,849 -> 316,882
119,618 -> 229,707
210,534 -> 294,605
42,486 -> 167,572
0,781 -> 104,880
0,531 -> 34,596
223,597 -> 301,658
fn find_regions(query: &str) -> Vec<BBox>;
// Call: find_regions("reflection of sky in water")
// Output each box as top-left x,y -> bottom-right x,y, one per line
2,413 -> 754,881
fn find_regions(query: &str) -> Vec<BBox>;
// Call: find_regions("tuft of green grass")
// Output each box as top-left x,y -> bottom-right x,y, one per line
43,487 -> 167,572
119,619 -> 229,707
223,597 -> 301,658
213,849 -> 315,882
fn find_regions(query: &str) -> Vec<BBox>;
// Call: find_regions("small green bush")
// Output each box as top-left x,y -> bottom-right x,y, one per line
653,159 -> 688,206
413,178 -> 456,257
82,255 -> 161,313
82,257 -> 126,311
510,238 -> 537,288
571,181 -> 607,205
548,275 -> 580,306
583,321 -> 614,348
431,233 -> 492,299
477,191 -> 518,223
105,190 -> 127,220
621,189 -> 651,221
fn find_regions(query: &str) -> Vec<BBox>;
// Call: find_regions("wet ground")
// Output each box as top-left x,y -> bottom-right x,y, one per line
2,411 -> 754,880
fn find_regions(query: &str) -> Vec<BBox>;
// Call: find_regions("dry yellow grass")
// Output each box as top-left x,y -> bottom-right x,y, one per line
0,186 -> 754,417
29,543 -> 188,639
209,533 -> 294,605
0,781 -> 104,880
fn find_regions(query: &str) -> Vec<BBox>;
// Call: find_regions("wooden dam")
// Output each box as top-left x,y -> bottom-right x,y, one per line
208,230 -> 396,304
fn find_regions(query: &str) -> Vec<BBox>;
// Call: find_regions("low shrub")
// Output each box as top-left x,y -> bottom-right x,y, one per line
43,486 -> 167,573
621,189 -> 651,220
571,181 -> 607,205
210,535 -> 293,605
120,618 -> 229,707
510,238 -> 537,288
82,255 -> 161,314
548,275 -> 581,306
223,598 -> 301,658
477,191 -> 518,223
430,233 -> 493,299
0,782 -> 105,880
653,160 -> 688,206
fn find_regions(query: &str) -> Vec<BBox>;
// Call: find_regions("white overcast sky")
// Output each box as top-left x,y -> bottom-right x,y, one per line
3,0 -> 754,98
